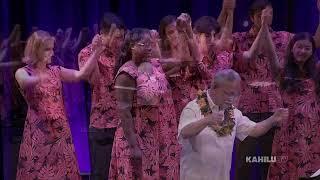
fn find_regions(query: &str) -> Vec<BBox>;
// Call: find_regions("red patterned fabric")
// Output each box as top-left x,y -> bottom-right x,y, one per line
16,65 -> 80,180
109,59 -> 180,179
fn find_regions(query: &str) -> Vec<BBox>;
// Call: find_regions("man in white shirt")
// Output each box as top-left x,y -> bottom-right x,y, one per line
178,69 -> 288,180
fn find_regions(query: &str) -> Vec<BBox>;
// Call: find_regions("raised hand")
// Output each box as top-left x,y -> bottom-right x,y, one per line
91,34 -> 106,55
150,29 -> 161,58
178,13 -> 192,26
215,0 -> 235,52
205,111 -> 224,127
92,24 -> 117,54
213,27 -> 233,52
223,0 -> 236,11
150,29 -> 159,41
261,7 -> 273,27
177,13 -> 193,38
272,108 -> 289,126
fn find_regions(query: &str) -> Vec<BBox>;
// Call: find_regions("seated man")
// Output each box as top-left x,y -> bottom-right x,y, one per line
178,69 -> 288,180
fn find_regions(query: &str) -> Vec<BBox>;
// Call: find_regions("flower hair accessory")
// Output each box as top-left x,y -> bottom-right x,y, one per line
196,90 -> 235,137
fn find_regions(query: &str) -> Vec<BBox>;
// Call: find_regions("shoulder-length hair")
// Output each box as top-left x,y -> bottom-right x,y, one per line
23,30 -> 54,65
281,32 -> 320,96
159,15 -> 176,56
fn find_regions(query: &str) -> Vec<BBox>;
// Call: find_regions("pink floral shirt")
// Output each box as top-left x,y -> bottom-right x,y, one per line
233,29 -> 293,113
78,45 -> 119,128
198,50 -> 234,87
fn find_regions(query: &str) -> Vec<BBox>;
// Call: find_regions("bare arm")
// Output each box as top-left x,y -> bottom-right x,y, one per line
61,50 -> 99,82
241,29 -> 263,61
249,108 -> 288,137
115,73 -> 138,148
217,9 -> 227,28
223,8 -> 234,43
218,0 -> 235,29
260,8 -> 282,80
158,58 -> 183,76
240,6 -> 274,62
180,117 -> 210,139
186,37 -> 213,80
180,111 -> 223,139
215,8 -> 234,52
160,13 -> 194,77
249,116 -> 276,138
264,25 -> 282,80
15,68 -> 43,89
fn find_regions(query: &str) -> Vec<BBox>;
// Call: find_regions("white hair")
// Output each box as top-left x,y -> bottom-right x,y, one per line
211,69 -> 241,89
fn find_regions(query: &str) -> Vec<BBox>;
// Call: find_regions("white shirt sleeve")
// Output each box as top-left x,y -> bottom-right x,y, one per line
178,105 -> 199,136
178,101 -> 201,144
235,109 -> 257,141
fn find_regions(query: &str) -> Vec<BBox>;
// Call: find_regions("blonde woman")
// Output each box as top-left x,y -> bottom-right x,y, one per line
15,30 -> 102,180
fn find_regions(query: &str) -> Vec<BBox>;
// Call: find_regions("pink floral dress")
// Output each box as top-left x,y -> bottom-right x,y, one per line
16,65 -> 80,180
233,30 -> 293,113
268,78 -> 320,179
109,59 -> 180,179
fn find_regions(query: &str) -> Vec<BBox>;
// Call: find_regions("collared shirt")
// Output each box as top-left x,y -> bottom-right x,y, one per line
178,91 -> 256,180
78,45 -> 119,128
233,28 -> 294,113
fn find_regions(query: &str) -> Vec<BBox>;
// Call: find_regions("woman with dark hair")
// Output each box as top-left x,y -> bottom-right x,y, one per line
259,8 -> 320,179
158,6 -> 235,122
158,13 -> 207,121
109,28 -> 179,179
159,15 -> 179,57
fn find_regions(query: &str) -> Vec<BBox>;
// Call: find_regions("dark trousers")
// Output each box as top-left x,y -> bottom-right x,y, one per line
235,112 -> 275,180
88,127 -> 116,180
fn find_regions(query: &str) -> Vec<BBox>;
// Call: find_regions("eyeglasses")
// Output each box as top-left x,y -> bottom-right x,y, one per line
136,42 -> 152,47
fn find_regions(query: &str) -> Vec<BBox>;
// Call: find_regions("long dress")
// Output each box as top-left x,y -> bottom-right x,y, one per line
16,65 -> 80,180
109,59 -> 180,179
268,78 -> 320,180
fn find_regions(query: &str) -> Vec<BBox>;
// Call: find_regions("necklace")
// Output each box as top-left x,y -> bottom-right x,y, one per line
196,90 -> 236,137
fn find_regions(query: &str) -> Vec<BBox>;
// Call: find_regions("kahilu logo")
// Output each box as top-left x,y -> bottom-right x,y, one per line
245,156 -> 288,163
